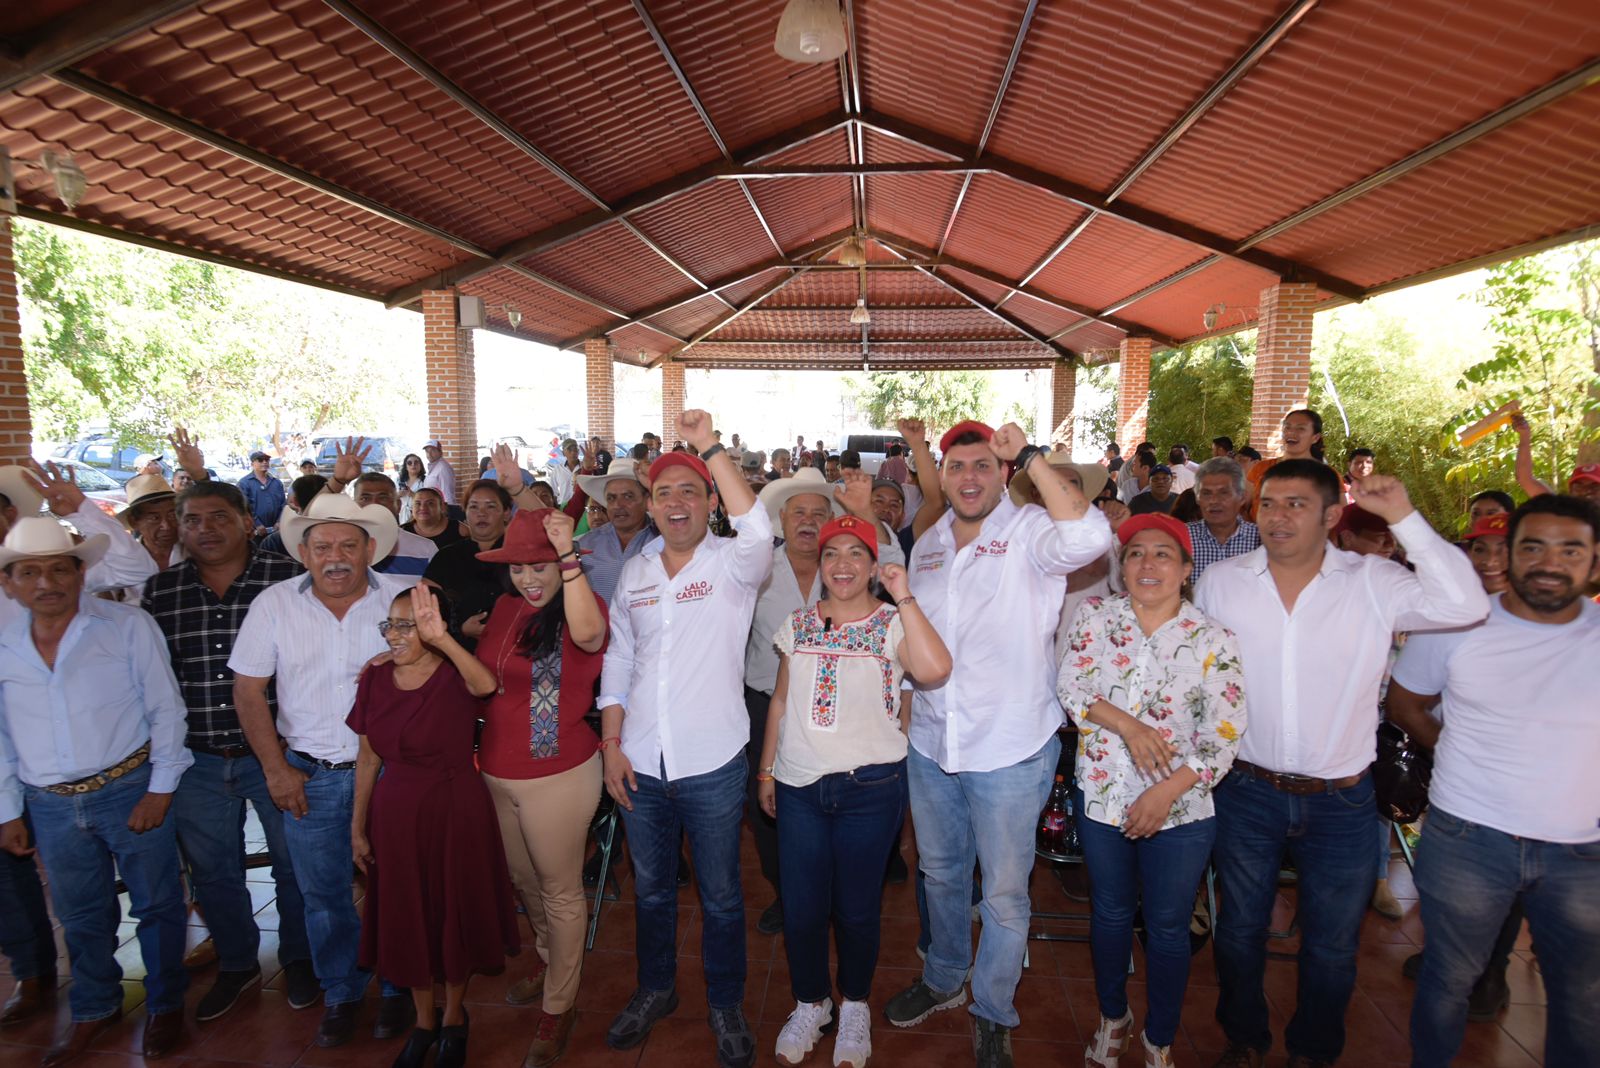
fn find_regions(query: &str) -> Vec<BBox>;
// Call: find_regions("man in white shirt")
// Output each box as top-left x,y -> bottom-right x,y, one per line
228,494 -> 417,1050
1386,495 -> 1600,1068
597,411 -> 773,1068
742,468 -> 905,935
420,438 -> 456,505
1195,459 -> 1488,1068
885,420 -> 1111,1067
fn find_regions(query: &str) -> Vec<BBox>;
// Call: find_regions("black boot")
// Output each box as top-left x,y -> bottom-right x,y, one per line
435,1009 -> 470,1068
391,1012 -> 440,1068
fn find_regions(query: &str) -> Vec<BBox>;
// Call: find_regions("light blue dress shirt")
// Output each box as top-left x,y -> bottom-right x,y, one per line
578,520 -> 657,606
0,595 -> 193,822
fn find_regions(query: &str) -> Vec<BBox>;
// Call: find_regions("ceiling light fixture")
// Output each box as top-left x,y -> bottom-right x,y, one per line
1,146 -> 89,212
502,304 -> 522,330
1202,303 -> 1224,331
837,235 -> 867,267
849,298 -> 871,325
774,0 -> 849,63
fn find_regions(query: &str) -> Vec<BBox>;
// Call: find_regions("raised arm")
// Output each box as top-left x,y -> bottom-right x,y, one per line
1351,475 -> 1489,630
681,410 -> 755,517
881,564 -> 950,686
898,417 -> 946,538
543,510 -> 606,652
1512,411 -> 1553,498
168,427 -> 211,483
411,585 -> 497,695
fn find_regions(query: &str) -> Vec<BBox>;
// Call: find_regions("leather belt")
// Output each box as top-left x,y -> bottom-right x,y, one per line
42,744 -> 151,796
189,742 -> 254,759
291,749 -> 357,771
1231,758 -> 1367,796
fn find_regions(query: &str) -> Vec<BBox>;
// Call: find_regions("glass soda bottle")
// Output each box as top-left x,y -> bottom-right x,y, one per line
1037,774 -> 1069,854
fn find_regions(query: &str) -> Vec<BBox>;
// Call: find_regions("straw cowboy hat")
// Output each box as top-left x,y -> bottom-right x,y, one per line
120,473 -> 177,527
0,516 -> 109,569
279,492 -> 399,565
1007,453 -> 1110,507
576,459 -> 645,501
757,467 -> 843,523
0,465 -> 44,517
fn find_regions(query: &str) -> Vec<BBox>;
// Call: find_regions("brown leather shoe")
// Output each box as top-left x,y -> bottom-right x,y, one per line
524,1008 -> 576,1068
504,961 -> 548,1007
1211,1046 -> 1265,1068
142,1009 -> 185,1060
41,1010 -> 122,1068
1,975 -> 56,1027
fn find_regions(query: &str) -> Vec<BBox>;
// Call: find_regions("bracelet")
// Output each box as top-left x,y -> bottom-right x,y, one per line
895,595 -> 917,608
699,443 -> 726,463
558,559 -> 582,572
756,772 -> 774,783
1012,444 -> 1043,472
598,736 -> 621,751
558,549 -> 578,560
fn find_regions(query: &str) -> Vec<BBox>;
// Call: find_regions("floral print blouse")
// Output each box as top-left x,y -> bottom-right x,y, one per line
1056,595 -> 1247,831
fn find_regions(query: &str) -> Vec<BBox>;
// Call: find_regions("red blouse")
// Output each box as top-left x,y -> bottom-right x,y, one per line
473,590 -> 608,779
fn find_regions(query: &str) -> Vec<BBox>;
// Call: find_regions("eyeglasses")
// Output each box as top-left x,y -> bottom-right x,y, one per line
377,620 -> 417,635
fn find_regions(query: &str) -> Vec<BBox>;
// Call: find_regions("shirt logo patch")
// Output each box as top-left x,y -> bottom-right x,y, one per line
628,595 -> 660,610
974,539 -> 1010,558
915,551 -> 945,573
676,580 -> 714,603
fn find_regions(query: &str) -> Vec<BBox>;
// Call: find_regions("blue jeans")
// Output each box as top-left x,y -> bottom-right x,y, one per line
0,812 -> 55,982
1411,808 -> 1600,1068
776,761 -> 906,1003
24,762 -> 188,1021
1077,803 -> 1215,1048
172,750 -> 310,972
619,751 -> 747,1008
1212,770 -> 1377,1062
280,752 -> 370,1006
908,734 -> 1060,1028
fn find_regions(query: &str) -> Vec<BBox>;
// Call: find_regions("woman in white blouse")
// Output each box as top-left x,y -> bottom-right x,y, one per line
1057,513 -> 1247,1068
756,514 -> 951,1068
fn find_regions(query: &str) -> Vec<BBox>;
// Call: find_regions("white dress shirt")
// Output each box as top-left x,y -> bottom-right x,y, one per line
0,596 -> 193,822
599,508 -> 775,781
544,461 -> 577,506
423,457 -> 457,505
228,570 -> 417,762
908,496 -> 1112,774
0,505 -> 160,630
1195,511 -> 1488,779
744,534 -> 906,696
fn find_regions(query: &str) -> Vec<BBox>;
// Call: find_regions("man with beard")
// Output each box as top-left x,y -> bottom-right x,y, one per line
742,468 -> 904,934
228,495 -> 417,1048
885,421 -> 1111,1067
1387,495 -> 1600,1068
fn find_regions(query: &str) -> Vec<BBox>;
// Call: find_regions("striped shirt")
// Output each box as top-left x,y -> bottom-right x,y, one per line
1187,519 -> 1262,579
577,521 -> 657,605
141,547 -> 302,749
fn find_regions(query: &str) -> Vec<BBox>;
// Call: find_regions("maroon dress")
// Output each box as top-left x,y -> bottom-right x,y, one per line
348,660 -> 520,987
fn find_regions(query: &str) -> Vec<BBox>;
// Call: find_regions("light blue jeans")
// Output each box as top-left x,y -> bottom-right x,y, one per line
907,734 -> 1059,1028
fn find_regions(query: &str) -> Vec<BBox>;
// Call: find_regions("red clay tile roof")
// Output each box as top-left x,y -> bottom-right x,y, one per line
2,0 -> 1596,370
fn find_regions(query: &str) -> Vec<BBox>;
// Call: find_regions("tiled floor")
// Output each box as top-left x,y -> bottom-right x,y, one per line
0,825 -> 1548,1068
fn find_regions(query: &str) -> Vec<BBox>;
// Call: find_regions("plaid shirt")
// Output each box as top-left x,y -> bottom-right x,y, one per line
141,547 -> 303,749
1188,518 -> 1262,579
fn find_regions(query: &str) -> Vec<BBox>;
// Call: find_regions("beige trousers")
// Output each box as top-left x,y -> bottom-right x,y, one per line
483,753 -> 601,1013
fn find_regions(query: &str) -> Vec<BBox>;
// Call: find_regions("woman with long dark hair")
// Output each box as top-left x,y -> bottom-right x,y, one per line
397,453 -> 427,524
473,508 -> 608,1067
1245,408 -> 1325,516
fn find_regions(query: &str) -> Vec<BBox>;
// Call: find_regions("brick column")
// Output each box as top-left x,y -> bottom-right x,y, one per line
660,360 -> 685,448
585,338 -> 615,446
1117,337 -> 1152,449
422,290 -> 478,487
1049,359 -> 1077,447
0,218 -> 32,463
1249,281 -> 1317,455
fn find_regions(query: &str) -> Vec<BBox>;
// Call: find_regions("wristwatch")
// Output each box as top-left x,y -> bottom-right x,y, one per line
699,443 -> 727,463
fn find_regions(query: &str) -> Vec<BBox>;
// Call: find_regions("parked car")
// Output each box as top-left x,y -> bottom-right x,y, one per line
834,432 -> 905,476
50,434 -> 172,485
312,436 -> 407,478
58,463 -> 128,517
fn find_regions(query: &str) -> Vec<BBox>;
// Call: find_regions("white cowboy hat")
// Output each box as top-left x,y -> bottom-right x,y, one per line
1008,454 -> 1111,507
0,465 -> 44,518
577,459 -> 645,502
0,516 -> 109,569
757,467 -> 842,523
120,473 -> 177,527
279,492 -> 398,565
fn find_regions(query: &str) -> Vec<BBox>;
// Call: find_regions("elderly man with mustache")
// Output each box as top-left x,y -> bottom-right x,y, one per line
228,494 -> 420,1050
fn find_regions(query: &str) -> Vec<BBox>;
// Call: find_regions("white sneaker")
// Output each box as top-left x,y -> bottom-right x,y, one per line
1084,1009 -> 1133,1067
775,998 -> 834,1066
1141,1030 -> 1175,1068
833,999 -> 871,1067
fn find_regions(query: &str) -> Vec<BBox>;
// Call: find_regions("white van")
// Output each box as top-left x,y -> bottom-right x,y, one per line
835,431 -> 905,476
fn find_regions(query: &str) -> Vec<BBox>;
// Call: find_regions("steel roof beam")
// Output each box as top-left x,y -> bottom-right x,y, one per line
658,269 -> 813,365
1238,56 -> 1600,251
1050,257 -> 1222,342
858,112 -> 1365,301
0,0 -> 197,94
384,111 -> 850,307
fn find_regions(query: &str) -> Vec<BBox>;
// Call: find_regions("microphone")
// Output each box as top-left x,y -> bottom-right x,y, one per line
823,616 -> 833,632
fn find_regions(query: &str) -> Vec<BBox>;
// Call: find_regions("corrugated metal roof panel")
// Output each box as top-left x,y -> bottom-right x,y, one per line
1114,259 -> 1281,343
941,173 -> 1093,280
521,220 -> 696,315
461,265 -> 614,345
1032,214 -> 1213,313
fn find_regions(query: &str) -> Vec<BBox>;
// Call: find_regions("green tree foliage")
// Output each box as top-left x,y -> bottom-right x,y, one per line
850,369 -> 992,438
1077,365 -> 1118,449
13,218 -> 418,456
1146,337 -> 1255,453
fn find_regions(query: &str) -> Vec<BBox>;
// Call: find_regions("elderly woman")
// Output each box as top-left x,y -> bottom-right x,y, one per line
756,515 -> 950,1068
349,586 -> 520,1068
473,508 -> 608,1067
1058,514 -> 1246,1068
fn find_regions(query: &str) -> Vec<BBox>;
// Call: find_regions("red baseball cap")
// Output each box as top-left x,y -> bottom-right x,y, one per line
938,420 -> 995,454
817,514 -> 879,560
648,452 -> 712,489
1462,513 -> 1511,541
1568,463 -> 1600,488
1116,513 -> 1194,557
